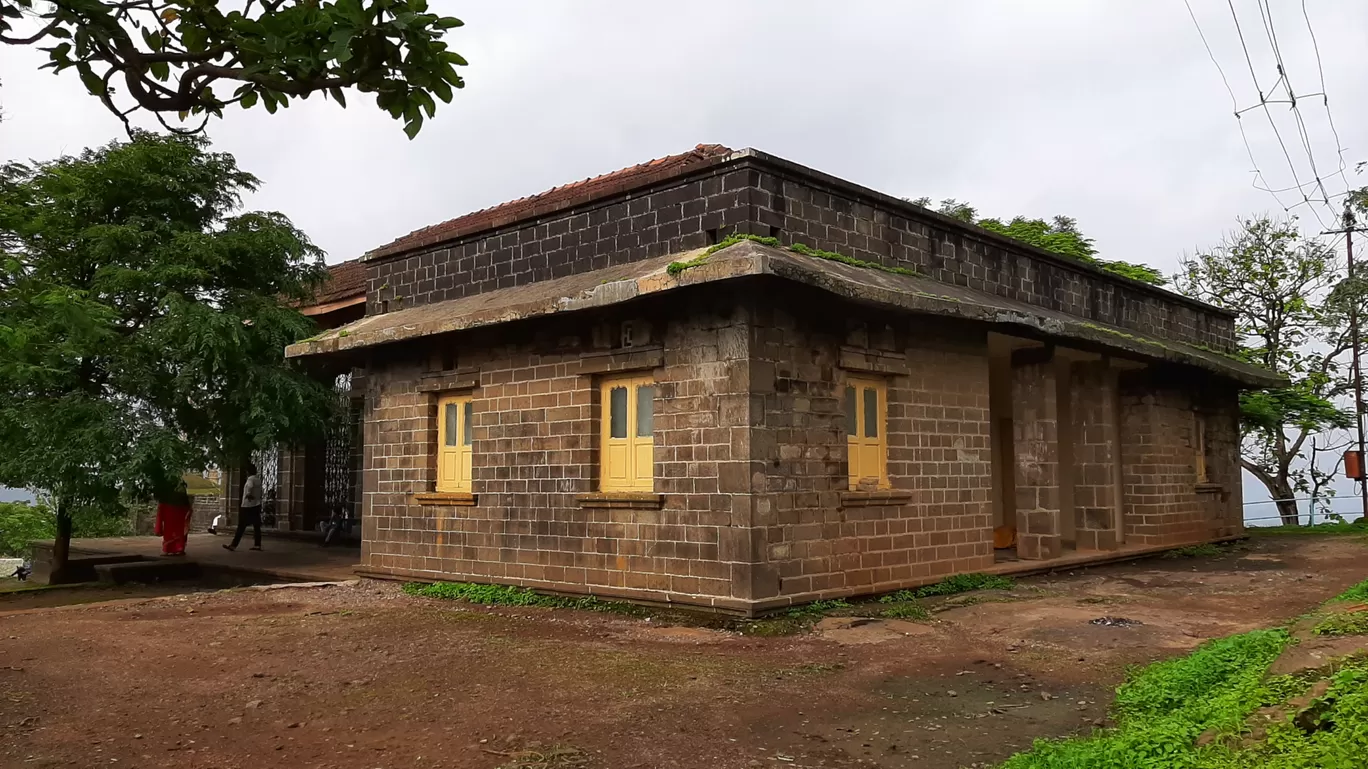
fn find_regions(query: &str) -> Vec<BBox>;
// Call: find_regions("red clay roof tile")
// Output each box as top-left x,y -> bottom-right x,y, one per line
366,143 -> 736,261
307,258 -> 366,305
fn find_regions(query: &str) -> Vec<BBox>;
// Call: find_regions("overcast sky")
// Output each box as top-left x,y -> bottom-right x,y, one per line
3,1 -> 1367,518
3,1 -> 1365,275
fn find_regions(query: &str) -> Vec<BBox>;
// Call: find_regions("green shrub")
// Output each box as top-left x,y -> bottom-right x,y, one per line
0,501 -> 53,557
1313,611 -> 1368,636
0,500 -> 132,557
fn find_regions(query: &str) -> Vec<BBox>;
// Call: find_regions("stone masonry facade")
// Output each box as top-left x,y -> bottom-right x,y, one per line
318,146 -> 1256,613
365,148 -> 1236,355
355,281 -> 1244,613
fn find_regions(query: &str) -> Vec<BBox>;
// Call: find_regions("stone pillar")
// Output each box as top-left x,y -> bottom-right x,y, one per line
1070,361 -> 1120,551
1011,354 -> 1062,560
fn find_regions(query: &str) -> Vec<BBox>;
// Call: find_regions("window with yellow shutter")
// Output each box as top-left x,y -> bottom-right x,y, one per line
844,376 -> 888,490
436,394 -> 473,493
600,374 -> 655,492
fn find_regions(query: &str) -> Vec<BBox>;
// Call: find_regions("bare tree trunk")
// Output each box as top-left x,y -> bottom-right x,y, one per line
1243,459 -> 1301,526
50,496 -> 74,583
1275,495 -> 1301,526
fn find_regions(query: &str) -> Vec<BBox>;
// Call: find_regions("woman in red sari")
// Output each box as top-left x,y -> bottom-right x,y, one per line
154,481 -> 193,557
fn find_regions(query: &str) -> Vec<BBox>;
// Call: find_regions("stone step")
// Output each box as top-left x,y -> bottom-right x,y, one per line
93,558 -> 201,585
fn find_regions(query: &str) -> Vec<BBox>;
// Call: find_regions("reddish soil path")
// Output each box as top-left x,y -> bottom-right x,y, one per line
1,535 -> 1364,769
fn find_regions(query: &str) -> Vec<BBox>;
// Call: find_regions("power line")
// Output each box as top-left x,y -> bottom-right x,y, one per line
1257,0 -> 1338,227
1227,0 -> 1330,229
1183,0 -> 1295,211
1301,0 -> 1349,178
1187,0 -> 1355,231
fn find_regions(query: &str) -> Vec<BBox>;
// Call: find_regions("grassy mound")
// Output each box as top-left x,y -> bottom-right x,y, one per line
1000,579 -> 1368,769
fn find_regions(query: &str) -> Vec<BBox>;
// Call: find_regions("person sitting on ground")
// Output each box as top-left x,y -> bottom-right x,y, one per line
153,480 -> 193,557
224,463 -> 264,552
208,513 -> 226,535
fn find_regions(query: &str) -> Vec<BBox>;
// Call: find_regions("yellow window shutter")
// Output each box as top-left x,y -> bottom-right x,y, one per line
602,375 -> 654,492
436,394 -> 472,493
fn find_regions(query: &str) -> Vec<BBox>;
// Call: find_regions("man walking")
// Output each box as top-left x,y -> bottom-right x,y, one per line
224,462 -> 264,552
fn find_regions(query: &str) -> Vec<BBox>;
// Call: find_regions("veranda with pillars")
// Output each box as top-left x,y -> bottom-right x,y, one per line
988,332 -> 1239,562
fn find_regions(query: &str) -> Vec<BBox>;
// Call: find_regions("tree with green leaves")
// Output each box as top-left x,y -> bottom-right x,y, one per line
0,0 -> 465,137
0,132 -> 337,578
1175,216 -> 1358,525
909,197 -> 1167,286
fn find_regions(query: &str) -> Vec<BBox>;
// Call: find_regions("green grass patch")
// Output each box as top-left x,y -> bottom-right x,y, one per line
1000,575 -> 1368,769
1164,543 -> 1226,559
1332,578 -> 1368,604
1228,658 -> 1368,769
1000,629 -> 1292,769
880,603 -> 931,620
1249,522 -> 1368,536
666,233 -> 921,278
879,573 -> 1014,603
1313,611 -> 1368,637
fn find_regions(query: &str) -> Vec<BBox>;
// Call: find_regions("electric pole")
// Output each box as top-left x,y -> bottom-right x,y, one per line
1325,204 -> 1368,521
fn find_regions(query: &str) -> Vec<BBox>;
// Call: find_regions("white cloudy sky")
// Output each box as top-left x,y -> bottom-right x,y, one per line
3,1 -> 1367,517
3,1 -> 1365,273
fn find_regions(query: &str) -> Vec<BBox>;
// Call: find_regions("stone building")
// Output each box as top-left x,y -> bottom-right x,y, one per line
286,145 -> 1278,614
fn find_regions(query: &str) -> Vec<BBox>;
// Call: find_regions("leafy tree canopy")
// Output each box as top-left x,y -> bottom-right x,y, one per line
0,0 -> 466,137
0,132 -> 337,567
909,197 -> 1167,286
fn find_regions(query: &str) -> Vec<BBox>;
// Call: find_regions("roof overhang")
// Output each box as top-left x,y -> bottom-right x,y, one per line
299,294 -> 366,316
287,241 -> 1283,389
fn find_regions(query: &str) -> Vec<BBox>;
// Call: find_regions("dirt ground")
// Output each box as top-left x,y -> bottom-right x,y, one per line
1,535 -> 1364,769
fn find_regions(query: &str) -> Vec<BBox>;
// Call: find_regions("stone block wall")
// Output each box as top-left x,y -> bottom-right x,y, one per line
1198,383 -> 1244,538
1069,362 -> 1122,551
355,285 -> 1239,611
748,295 -> 995,601
190,495 -> 225,532
747,167 -> 1236,352
363,155 -> 1235,354
1118,373 -> 1229,546
365,167 -> 751,315
358,290 -> 761,610
1012,358 -> 1062,560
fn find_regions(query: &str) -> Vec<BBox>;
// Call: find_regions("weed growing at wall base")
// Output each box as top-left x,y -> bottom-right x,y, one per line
403,581 -> 642,615
879,573 -> 1014,603
1164,543 -> 1226,559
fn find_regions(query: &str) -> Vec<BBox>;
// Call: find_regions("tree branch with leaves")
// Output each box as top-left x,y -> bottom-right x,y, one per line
907,197 -> 1167,286
0,0 -> 466,137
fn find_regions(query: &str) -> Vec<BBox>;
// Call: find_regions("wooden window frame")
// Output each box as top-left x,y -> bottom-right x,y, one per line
844,375 -> 889,491
435,393 -> 474,493
599,374 -> 655,492
1194,411 -> 1208,484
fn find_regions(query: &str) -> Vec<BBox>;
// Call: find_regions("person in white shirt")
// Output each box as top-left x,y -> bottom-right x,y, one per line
223,463 -> 264,551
